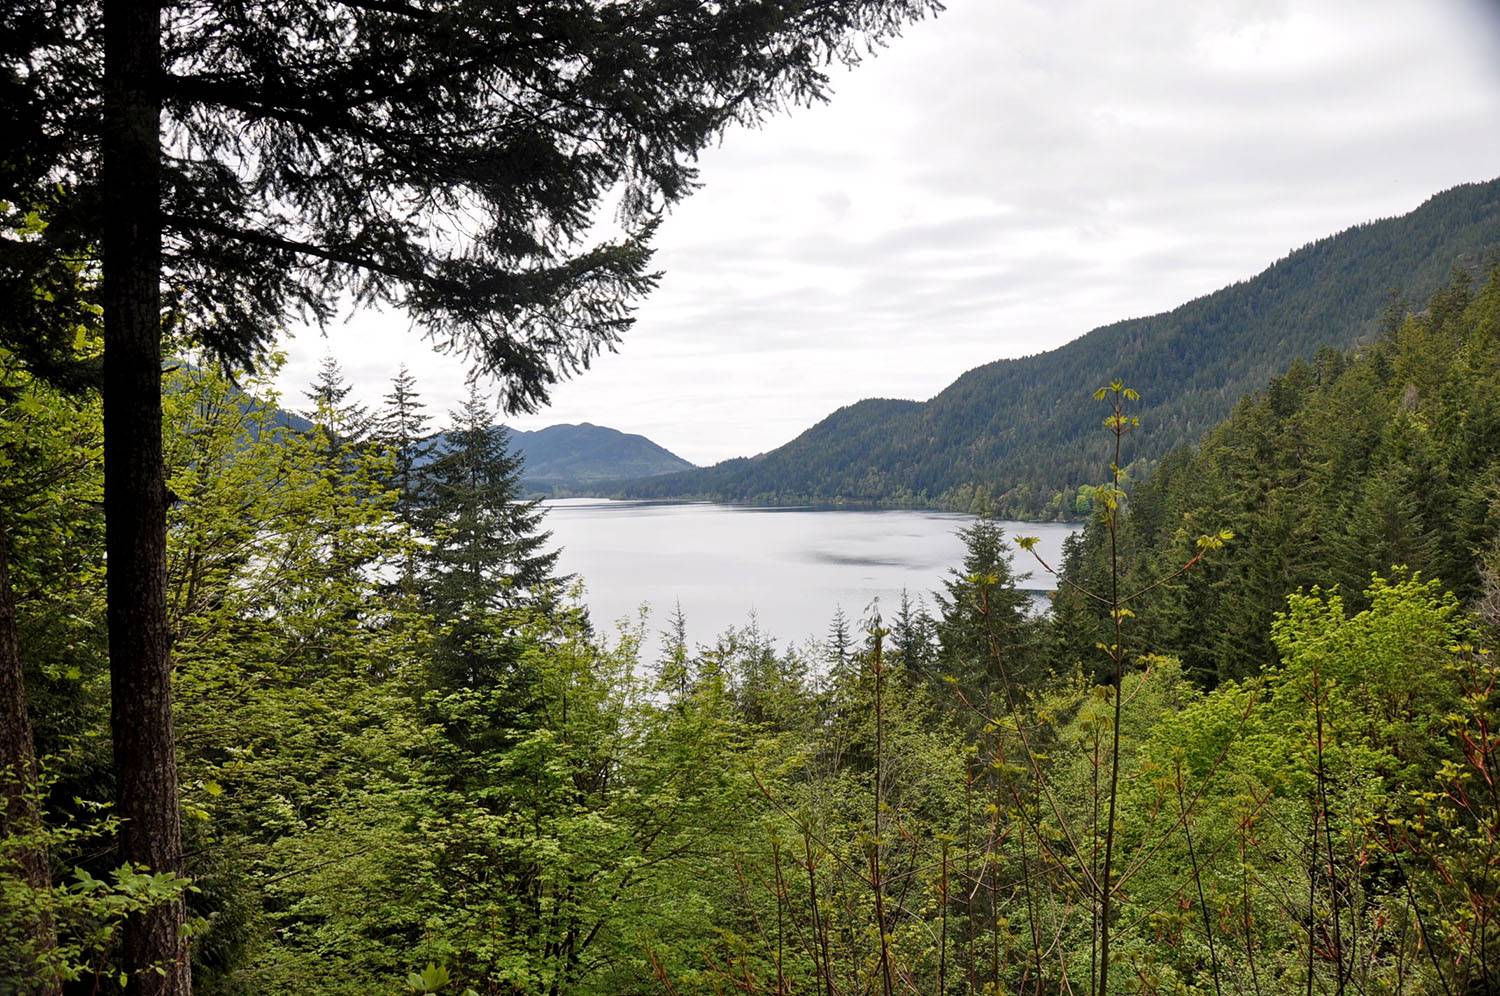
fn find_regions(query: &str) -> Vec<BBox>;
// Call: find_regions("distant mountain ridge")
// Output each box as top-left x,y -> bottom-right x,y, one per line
430,422 -> 694,492
617,178 -> 1500,518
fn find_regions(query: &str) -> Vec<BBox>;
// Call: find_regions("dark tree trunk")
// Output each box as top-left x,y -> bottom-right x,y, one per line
0,519 -> 61,994
102,0 -> 191,992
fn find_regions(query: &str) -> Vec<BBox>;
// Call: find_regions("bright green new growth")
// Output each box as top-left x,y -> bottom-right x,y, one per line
3,271 -> 1500,994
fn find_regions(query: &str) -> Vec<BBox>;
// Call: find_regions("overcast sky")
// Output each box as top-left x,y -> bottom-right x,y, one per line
275,0 -> 1500,467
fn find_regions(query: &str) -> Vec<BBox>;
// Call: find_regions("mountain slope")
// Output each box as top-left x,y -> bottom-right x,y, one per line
619,178 -> 1500,517
507,422 -> 695,487
1051,266 -> 1500,684
427,422 -> 694,490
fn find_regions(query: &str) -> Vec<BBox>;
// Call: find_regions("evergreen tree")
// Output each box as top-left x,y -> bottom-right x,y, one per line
301,355 -> 370,444
1336,411 -> 1445,590
374,364 -> 432,518
826,606 -> 854,683
374,366 -> 433,590
657,601 -> 693,703
420,387 -> 558,616
1049,522 -> 1112,677
889,588 -> 938,675
418,386 -> 560,692
297,358 -> 388,613
936,520 -> 1036,693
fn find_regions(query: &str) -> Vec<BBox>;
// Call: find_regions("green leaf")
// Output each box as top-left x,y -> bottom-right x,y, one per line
407,963 -> 452,993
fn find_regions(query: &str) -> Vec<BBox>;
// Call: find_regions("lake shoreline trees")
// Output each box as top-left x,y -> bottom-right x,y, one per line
4,268 -> 1498,992
5,2 -> 1500,982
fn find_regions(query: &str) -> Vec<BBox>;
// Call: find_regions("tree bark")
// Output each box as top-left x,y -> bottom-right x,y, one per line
0,518 -> 61,994
102,0 -> 191,991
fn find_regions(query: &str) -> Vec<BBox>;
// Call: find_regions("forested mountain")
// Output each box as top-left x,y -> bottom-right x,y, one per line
494,422 -> 694,490
425,421 -> 692,492
1053,266 -> 1500,685
620,178 -> 1500,516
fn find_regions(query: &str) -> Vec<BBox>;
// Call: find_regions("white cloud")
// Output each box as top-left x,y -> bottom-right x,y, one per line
278,0 -> 1500,465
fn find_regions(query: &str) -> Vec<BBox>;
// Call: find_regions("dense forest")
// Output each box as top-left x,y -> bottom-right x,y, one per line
1051,266 -> 1500,680
5,269 -> 1499,994
617,178 -> 1500,518
5,1 -> 1500,993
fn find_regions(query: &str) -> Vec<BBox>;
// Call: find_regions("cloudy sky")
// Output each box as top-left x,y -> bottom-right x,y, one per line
276,0 -> 1500,467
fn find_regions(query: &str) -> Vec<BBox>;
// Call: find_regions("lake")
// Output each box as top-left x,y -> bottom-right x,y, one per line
540,499 -> 1080,655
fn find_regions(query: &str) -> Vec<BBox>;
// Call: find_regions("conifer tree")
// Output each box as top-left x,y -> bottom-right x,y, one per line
374,366 -> 433,589
302,355 -> 370,445
826,606 -> 854,683
657,601 -> 693,702
1336,414 -> 1445,590
297,357 -> 388,615
374,365 -> 432,517
417,386 -> 560,693
936,520 -> 1035,690
420,386 -> 558,616
889,588 -> 938,674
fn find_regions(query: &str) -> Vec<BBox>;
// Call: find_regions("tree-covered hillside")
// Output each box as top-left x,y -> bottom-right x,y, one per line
620,178 -> 1500,517
500,422 -> 694,490
1053,265 -> 1500,686
424,421 -> 693,493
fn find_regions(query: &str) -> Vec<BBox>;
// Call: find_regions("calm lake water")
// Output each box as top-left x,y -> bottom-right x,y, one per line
541,499 -> 1080,655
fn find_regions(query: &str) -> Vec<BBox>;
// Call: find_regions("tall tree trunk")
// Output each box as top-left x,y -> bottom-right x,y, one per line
0,518 -> 61,994
102,0 -> 191,991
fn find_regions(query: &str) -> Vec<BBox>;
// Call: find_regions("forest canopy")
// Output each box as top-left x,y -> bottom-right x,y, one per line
3,3 -> 1499,993
3,269 -> 1499,994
